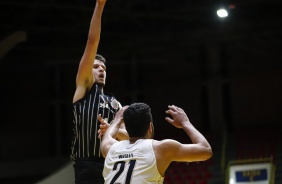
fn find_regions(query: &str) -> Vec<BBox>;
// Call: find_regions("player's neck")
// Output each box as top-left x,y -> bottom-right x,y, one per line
129,136 -> 148,144
98,86 -> 104,94
129,137 -> 143,144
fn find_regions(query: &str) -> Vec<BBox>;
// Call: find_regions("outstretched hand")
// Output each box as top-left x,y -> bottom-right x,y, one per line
165,105 -> 190,128
114,105 -> 129,121
98,114 -> 110,139
98,106 -> 129,139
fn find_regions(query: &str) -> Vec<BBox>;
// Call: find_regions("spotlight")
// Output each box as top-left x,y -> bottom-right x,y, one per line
217,8 -> 228,18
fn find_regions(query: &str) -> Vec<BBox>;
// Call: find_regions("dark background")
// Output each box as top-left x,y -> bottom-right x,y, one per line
0,0 -> 282,183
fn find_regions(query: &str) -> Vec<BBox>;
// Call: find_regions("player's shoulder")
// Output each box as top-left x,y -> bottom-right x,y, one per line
152,139 -> 181,161
153,139 -> 180,148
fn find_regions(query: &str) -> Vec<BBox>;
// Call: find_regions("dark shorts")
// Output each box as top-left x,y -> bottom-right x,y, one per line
73,158 -> 104,184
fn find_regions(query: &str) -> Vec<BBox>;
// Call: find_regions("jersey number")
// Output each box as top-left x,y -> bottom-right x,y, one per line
110,160 -> 136,184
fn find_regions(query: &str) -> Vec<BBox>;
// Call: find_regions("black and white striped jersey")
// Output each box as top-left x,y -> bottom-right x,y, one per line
70,83 -> 121,161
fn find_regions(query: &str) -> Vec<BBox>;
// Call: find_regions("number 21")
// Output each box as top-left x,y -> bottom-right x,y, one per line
110,160 -> 136,184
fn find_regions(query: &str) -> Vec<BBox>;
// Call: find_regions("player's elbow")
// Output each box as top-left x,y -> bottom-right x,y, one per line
202,147 -> 213,160
87,35 -> 100,44
100,143 -> 107,158
101,148 -> 107,158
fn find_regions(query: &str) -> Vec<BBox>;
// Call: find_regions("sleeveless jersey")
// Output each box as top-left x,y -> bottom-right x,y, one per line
70,83 -> 121,161
103,139 -> 164,184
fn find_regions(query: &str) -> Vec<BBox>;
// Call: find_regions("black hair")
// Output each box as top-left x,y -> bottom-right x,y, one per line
96,54 -> 106,64
123,103 -> 152,137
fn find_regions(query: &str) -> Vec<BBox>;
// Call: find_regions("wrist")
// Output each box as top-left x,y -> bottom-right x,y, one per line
97,1 -> 106,6
111,118 -> 122,126
182,121 -> 192,128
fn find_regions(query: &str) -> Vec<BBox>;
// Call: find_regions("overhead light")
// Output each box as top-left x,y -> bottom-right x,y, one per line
217,8 -> 228,18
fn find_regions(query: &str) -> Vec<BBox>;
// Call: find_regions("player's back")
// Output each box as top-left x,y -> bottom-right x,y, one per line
103,139 -> 164,184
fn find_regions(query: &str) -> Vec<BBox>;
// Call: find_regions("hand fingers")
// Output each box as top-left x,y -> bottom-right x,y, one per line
118,105 -> 129,114
168,105 -> 183,111
166,109 -> 177,116
97,129 -> 104,139
167,105 -> 185,116
98,114 -> 109,125
98,129 -> 102,139
168,105 -> 177,111
98,122 -> 110,139
121,105 -> 129,110
98,128 -> 105,134
100,124 -> 109,129
176,106 -> 184,112
165,117 -> 173,124
98,114 -> 104,123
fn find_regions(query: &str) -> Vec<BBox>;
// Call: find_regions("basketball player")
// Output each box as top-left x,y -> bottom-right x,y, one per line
70,0 -> 128,183
101,103 -> 213,183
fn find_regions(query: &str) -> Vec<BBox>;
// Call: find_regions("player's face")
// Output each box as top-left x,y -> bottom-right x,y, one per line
93,59 -> 106,87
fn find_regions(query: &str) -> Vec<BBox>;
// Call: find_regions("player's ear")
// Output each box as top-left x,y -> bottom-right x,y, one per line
149,122 -> 153,133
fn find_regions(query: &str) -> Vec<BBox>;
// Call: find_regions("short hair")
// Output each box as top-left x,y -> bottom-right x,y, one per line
123,103 -> 152,137
95,54 -> 106,64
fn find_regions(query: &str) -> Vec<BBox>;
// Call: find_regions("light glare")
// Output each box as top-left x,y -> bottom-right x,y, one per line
229,178 -> 234,184
217,9 -> 228,18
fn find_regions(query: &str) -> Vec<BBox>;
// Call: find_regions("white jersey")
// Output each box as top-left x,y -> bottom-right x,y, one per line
103,139 -> 164,184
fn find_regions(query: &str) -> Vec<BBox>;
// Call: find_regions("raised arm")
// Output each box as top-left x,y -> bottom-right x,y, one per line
100,106 -> 128,158
73,0 -> 106,103
98,114 -> 129,140
155,105 -> 212,169
98,102 -> 129,140
154,105 -> 212,175
164,105 -> 212,161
